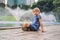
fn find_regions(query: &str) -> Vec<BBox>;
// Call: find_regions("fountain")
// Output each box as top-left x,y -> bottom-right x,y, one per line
20,12 -> 57,25
0,0 -> 59,27
0,6 -> 60,27
40,12 -> 56,22
5,7 -> 32,27
0,4 -> 58,27
40,12 -> 57,25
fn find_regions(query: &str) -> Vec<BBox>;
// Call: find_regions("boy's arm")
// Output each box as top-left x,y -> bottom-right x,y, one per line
39,18 -> 45,32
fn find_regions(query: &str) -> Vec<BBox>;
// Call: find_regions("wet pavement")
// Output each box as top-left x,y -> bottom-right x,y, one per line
0,25 -> 60,40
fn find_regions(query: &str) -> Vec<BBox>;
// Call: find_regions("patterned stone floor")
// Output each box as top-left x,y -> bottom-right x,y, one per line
0,25 -> 60,40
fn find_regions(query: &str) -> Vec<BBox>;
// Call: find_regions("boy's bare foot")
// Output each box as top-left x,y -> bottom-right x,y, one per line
41,30 -> 45,32
42,30 -> 45,32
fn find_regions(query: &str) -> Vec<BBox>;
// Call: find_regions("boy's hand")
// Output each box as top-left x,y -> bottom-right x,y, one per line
39,19 -> 45,32
39,27 -> 45,32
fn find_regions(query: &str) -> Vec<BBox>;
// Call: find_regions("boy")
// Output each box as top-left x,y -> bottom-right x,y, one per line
22,7 -> 44,32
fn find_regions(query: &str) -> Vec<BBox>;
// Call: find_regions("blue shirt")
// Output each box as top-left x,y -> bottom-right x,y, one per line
31,15 -> 41,31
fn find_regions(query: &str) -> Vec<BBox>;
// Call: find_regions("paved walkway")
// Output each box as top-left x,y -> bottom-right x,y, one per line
0,25 -> 60,40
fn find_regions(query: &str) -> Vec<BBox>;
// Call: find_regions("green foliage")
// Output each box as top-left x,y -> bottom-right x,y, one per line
53,7 -> 60,20
7,4 -> 17,9
30,2 -> 37,9
0,16 -> 16,21
31,0 -> 60,20
53,0 -> 60,7
6,0 -> 60,20
19,4 -> 30,10
53,0 -> 60,20
0,3 -> 5,8
56,20 -> 60,22
31,0 -> 54,12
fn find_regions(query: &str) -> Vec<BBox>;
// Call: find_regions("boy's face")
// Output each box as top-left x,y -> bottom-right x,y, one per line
33,9 -> 40,15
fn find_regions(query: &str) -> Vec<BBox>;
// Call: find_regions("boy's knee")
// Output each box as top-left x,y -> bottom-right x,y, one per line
24,22 -> 30,27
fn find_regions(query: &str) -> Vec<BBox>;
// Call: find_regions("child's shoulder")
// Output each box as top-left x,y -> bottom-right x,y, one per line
37,15 -> 41,18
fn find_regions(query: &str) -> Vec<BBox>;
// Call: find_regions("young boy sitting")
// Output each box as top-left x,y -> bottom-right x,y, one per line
22,7 -> 44,32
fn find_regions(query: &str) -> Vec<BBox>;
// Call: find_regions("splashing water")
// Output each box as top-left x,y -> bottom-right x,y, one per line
40,12 -> 56,22
20,12 -> 57,25
0,6 -> 58,27
5,7 -> 32,26
40,12 -> 57,25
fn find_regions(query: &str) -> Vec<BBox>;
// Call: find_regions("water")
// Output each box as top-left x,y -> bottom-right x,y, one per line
5,7 -> 32,27
0,6 -> 59,27
40,12 -> 56,22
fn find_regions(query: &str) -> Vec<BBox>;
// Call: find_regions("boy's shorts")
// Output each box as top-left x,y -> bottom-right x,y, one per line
22,24 -> 37,31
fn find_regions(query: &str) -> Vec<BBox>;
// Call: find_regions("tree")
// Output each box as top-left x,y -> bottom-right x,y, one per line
37,0 -> 54,12
53,0 -> 60,20
0,3 -> 5,8
53,0 -> 60,7
19,4 -> 30,10
31,0 -> 54,12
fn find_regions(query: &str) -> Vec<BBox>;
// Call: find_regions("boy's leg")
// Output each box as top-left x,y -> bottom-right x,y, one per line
23,22 -> 30,27
29,25 -> 36,31
22,22 -> 30,31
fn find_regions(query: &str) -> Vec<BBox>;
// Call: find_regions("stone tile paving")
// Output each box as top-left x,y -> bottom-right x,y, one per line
0,25 -> 60,40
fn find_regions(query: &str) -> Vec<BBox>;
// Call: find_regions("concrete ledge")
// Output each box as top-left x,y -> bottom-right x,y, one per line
0,23 -> 60,30
0,26 -> 21,30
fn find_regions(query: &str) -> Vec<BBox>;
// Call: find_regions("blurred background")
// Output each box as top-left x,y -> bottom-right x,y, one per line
0,0 -> 60,27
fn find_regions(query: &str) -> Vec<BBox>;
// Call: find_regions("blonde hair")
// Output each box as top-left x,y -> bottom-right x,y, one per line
33,7 -> 40,13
